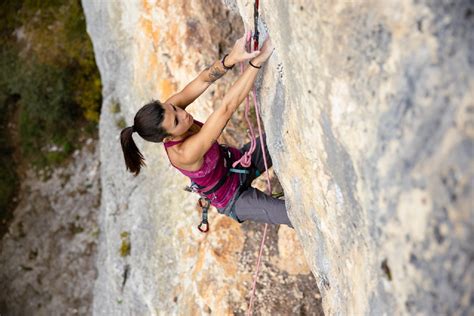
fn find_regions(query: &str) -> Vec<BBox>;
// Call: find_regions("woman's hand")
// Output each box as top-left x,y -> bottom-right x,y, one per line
226,32 -> 261,66
250,37 -> 274,67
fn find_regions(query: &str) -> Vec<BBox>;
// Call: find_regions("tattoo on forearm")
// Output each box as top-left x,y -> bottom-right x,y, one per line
205,61 -> 226,82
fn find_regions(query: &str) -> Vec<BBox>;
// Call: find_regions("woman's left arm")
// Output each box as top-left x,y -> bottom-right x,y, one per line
164,58 -> 228,110
165,32 -> 260,110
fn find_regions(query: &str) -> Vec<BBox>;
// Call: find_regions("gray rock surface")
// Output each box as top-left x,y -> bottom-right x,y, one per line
83,0 -> 473,315
83,0 -> 320,315
256,1 -> 473,314
0,140 -> 100,315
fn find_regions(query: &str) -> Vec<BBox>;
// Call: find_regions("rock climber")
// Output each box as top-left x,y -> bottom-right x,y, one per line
120,33 -> 293,229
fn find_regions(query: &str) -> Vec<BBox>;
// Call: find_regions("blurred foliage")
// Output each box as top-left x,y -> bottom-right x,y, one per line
0,94 -> 19,228
0,0 -> 101,220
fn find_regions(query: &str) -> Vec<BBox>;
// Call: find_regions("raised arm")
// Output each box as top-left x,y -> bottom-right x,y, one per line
177,38 -> 274,166
220,39 -> 273,112
165,33 -> 260,110
164,59 -> 226,110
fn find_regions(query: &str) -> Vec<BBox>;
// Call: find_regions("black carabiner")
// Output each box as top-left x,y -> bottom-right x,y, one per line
198,221 -> 209,233
197,197 -> 211,233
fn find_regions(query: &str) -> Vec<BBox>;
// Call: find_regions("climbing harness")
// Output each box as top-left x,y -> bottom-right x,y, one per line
186,145 -> 251,233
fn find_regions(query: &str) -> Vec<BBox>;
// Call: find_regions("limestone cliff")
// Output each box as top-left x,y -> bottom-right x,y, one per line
83,0 -> 473,315
0,140 -> 100,315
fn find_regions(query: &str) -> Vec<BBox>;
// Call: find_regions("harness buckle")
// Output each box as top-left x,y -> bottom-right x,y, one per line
184,183 -> 200,193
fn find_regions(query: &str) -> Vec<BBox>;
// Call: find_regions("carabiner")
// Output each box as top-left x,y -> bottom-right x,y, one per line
198,197 -> 210,209
198,197 -> 211,233
198,221 -> 209,233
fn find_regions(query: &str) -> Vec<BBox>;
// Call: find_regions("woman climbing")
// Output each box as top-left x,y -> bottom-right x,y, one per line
120,33 -> 293,229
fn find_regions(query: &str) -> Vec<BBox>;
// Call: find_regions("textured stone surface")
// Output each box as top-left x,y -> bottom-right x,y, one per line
83,0 -> 473,315
83,0 -> 319,315
0,140 -> 100,315
252,1 -> 473,315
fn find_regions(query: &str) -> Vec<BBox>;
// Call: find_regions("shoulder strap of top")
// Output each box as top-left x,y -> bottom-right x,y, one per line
163,140 -> 183,148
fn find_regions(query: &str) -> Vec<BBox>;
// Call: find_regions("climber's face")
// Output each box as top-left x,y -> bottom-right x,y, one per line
161,103 -> 194,137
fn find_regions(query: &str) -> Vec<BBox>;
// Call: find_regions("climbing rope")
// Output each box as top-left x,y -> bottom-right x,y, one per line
232,32 -> 258,169
231,1 -> 274,314
246,51 -> 271,316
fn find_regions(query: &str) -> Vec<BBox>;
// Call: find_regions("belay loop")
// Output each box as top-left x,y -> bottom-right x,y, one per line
197,197 -> 210,233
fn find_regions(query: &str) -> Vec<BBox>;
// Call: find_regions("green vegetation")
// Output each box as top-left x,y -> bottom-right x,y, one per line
91,227 -> 100,238
110,100 -> 127,130
116,117 -> 127,130
120,241 -> 131,257
120,231 -> 131,257
0,94 -> 19,228
0,1 -> 102,224
109,100 -> 121,114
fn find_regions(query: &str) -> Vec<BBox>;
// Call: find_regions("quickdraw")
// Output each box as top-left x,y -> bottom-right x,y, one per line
197,197 -> 210,233
253,0 -> 260,51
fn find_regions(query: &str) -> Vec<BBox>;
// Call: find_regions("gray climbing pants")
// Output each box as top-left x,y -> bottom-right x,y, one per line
218,134 -> 294,229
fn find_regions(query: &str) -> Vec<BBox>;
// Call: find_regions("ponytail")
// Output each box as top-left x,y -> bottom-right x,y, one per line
120,126 -> 146,176
119,100 -> 169,175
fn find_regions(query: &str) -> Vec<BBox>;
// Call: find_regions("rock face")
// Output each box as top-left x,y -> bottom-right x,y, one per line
0,140 -> 100,315
83,0 -> 320,315
83,0 -> 473,315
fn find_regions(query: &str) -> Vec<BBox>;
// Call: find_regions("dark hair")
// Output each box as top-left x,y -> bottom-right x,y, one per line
120,100 -> 170,176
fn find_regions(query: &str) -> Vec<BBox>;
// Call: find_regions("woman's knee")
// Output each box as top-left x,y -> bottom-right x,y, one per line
233,188 -> 292,227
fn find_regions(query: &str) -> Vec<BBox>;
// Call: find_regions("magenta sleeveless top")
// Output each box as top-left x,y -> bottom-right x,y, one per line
163,120 -> 242,209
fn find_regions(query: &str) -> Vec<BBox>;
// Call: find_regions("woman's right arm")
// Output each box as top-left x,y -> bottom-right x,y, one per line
177,38 -> 274,166
221,38 -> 274,113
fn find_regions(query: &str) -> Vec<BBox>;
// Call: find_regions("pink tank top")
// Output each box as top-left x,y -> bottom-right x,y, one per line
163,120 -> 242,209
